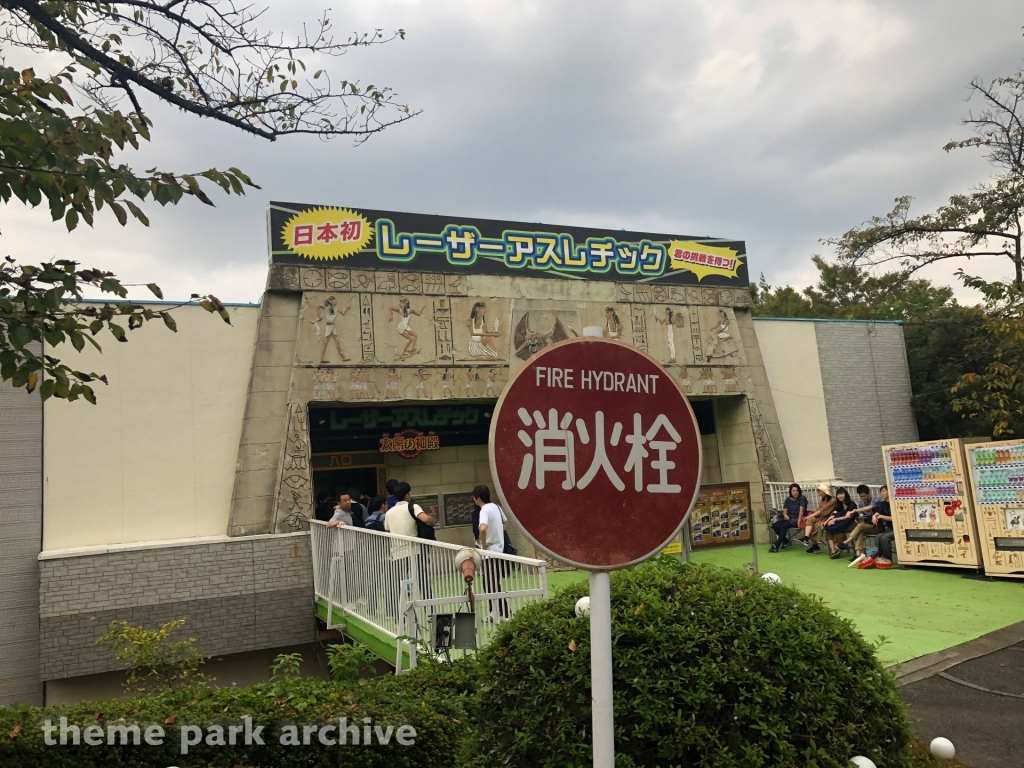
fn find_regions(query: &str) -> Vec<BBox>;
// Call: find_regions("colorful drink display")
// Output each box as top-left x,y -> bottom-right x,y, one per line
888,445 -> 956,499
969,445 -> 1024,504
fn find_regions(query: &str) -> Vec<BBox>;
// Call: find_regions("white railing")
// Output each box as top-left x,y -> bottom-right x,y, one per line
766,480 -> 884,510
310,520 -> 548,671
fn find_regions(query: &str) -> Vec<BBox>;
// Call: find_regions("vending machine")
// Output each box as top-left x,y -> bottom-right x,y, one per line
964,440 -> 1024,579
883,439 -> 982,570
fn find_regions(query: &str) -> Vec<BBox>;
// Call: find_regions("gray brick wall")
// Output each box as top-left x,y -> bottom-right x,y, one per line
815,321 -> 919,484
0,367 -> 44,706
39,533 -> 313,680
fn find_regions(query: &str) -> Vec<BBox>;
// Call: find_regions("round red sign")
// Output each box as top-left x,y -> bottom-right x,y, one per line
489,337 -> 702,570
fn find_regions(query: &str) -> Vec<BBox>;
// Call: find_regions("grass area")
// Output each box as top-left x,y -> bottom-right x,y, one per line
545,544 -> 1024,666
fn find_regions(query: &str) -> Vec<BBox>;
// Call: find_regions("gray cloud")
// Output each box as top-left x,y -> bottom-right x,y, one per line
3,0 -> 1022,302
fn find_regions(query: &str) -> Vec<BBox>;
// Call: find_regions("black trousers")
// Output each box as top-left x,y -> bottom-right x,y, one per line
771,519 -> 796,547
877,530 -> 896,560
483,557 -> 509,618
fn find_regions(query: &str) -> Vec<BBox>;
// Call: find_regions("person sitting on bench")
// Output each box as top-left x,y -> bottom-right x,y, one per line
840,484 -> 886,561
802,483 -> 837,554
770,483 -> 807,553
823,487 -> 857,559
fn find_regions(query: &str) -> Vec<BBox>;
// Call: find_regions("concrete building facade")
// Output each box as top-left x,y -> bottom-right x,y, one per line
0,204 -> 918,705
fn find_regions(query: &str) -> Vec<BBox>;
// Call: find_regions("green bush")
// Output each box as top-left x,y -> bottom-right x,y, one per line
0,669 -> 471,768
469,558 -> 913,768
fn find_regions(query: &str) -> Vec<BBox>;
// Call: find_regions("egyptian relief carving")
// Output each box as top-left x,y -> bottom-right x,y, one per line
629,305 -> 649,351
747,397 -> 783,483
326,269 -> 350,291
451,298 -> 511,362
374,295 -> 433,363
689,307 -> 705,365
698,307 -> 745,364
359,294 -> 374,363
510,308 -> 580,362
650,305 -> 690,365
312,367 -> 338,400
274,403 -> 313,532
301,268 -> 324,290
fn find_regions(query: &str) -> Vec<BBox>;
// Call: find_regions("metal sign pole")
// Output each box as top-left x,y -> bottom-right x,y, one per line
589,571 -> 614,768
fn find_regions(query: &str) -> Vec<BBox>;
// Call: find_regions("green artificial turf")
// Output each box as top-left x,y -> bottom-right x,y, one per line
545,544 -> 1024,666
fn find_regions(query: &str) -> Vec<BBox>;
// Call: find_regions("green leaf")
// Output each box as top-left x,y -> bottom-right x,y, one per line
146,283 -> 163,299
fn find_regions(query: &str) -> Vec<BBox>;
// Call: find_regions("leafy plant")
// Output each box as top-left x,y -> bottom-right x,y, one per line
270,652 -> 304,681
95,618 -> 210,694
469,558 -> 913,768
326,642 -> 377,683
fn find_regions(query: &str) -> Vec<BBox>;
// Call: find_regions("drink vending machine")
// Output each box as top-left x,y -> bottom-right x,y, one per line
964,439 -> 1024,579
882,439 -> 981,570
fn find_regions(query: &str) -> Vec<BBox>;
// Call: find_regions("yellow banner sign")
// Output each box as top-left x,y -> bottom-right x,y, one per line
668,241 -> 742,281
280,206 -> 373,261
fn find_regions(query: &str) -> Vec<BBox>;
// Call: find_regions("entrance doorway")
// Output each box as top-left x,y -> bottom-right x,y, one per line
311,451 -> 387,501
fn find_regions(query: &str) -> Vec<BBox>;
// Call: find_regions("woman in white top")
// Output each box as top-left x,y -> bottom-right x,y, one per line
466,302 -> 500,359
388,298 -> 426,359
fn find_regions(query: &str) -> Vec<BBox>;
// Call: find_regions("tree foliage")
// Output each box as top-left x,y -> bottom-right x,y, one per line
95,618 -> 210,694
751,256 -> 954,322
825,71 -> 1024,284
0,0 -> 415,401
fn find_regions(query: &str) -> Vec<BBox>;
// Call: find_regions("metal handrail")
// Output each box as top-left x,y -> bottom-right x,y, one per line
309,520 -> 548,670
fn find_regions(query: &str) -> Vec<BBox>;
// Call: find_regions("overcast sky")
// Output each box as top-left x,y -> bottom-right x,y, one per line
5,0 -> 1024,304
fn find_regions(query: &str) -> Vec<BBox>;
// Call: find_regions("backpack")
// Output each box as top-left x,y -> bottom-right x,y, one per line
497,506 -> 517,556
364,511 -> 387,532
408,503 -> 437,541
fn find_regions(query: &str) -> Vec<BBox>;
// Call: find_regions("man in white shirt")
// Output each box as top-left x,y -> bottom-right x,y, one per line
384,482 -> 437,614
473,485 -> 509,620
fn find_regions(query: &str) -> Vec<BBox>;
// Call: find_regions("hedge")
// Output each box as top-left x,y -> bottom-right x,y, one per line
468,559 -> 914,768
0,668 -> 471,768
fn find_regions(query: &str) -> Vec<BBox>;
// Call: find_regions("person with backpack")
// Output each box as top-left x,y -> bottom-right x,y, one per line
384,482 -> 436,609
473,485 -> 509,620
364,495 -> 388,531
347,486 -> 367,528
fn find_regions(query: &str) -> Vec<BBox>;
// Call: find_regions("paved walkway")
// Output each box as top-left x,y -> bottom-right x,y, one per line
897,621 -> 1024,768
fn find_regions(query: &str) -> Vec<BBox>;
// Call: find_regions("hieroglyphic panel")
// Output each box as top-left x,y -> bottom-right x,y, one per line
689,307 -> 704,365
747,397 -> 782,483
273,403 -> 313,533
359,294 -> 374,363
616,284 -> 634,303
351,270 -> 374,292
399,272 -> 424,294
433,297 -> 454,364
423,273 -> 447,295
702,287 -> 718,306
374,271 -> 399,293
633,284 -> 653,304
651,284 -> 670,304
629,304 -> 649,351
446,274 -> 469,296
325,269 -> 350,291
268,264 -> 300,291
301,268 -> 325,290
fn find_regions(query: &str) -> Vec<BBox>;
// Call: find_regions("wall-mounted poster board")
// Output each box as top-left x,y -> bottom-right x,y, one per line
687,482 -> 751,549
442,492 -> 476,529
965,439 -> 1024,580
411,494 -> 441,529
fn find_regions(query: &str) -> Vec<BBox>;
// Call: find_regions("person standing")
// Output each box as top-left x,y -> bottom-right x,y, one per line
347,486 -> 367,528
769,483 -> 806,553
326,492 -> 357,606
473,485 -> 509,620
385,482 -> 437,612
385,478 -> 400,510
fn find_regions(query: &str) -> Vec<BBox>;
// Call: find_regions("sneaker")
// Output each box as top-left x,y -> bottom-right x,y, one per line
779,540 -> 790,550
806,544 -> 820,554
848,554 -> 866,568
837,541 -> 849,551
874,557 -> 892,570
769,546 -> 779,553
829,549 -> 842,560
858,557 -> 877,570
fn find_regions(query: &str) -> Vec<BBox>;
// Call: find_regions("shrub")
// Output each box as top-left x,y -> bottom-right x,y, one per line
470,558 -> 913,768
0,669 -> 471,768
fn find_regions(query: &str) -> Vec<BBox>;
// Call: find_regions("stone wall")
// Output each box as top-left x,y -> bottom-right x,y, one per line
815,321 -> 919,484
0,370 -> 43,706
38,533 -> 312,681
227,265 -> 793,537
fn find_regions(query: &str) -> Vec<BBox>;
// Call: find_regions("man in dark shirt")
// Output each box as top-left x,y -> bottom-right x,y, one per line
872,487 -> 895,568
385,478 -> 399,509
347,486 -> 367,528
313,491 -> 335,523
